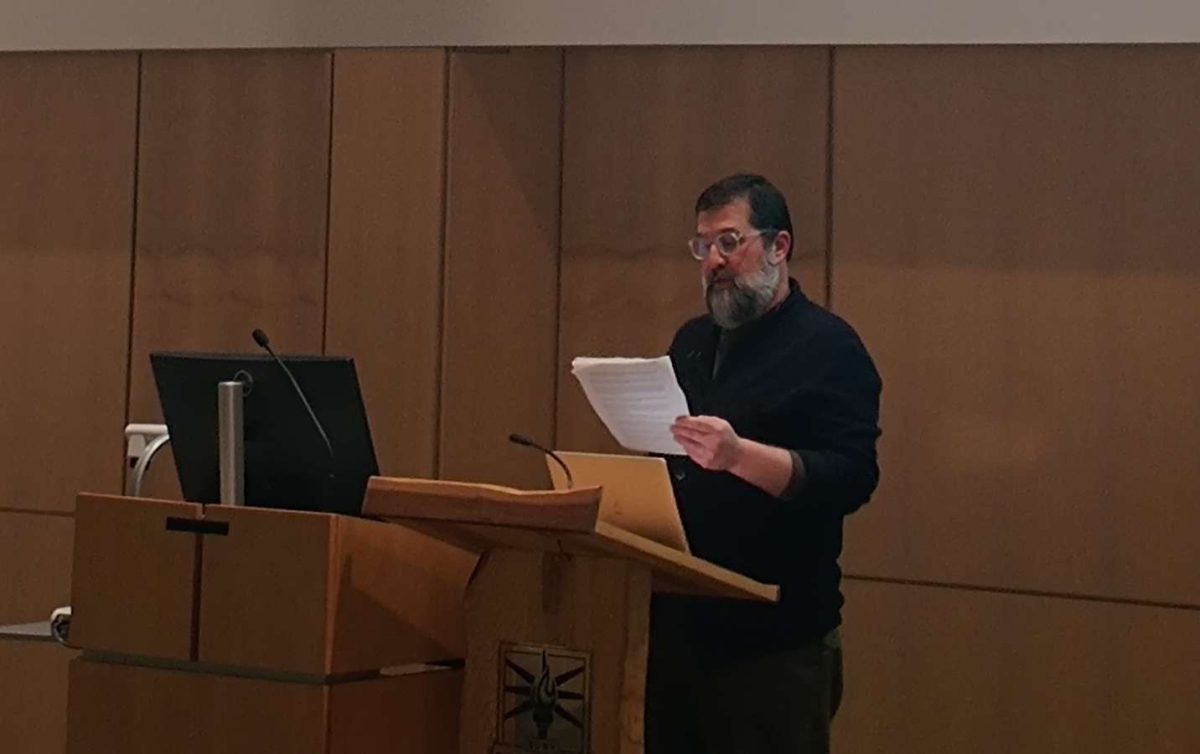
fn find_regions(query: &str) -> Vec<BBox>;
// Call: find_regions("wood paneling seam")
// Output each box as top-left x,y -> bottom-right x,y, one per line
121,53 -> 145,493
824,46 -> 836,310
845,573 -> 1200,613
434,48 -> 451,478
0,506 -> 74,518
552,46 -> 567,449
321,51 -> 336,356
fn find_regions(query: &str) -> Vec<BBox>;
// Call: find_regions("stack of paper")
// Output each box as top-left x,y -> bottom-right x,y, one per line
570,356 -> 689,455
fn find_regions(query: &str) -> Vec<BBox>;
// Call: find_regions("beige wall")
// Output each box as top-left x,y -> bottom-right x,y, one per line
5,1 -> 1200,49
1,45 -> 1198,753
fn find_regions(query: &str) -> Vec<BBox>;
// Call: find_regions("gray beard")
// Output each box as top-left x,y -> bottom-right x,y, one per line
703,260 -> 781,329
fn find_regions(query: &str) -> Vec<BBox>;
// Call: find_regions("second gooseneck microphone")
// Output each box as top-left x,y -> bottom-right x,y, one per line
251,328 -> 335,468
508,433 -> 574,488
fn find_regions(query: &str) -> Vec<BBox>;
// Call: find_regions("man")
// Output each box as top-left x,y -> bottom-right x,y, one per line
647,173 -> 882,754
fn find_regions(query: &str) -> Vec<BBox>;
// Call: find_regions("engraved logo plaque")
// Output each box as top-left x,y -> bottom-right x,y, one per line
495,644 -> 590,754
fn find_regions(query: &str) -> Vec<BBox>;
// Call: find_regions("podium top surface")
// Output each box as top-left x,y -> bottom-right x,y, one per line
363,476 -> 778,603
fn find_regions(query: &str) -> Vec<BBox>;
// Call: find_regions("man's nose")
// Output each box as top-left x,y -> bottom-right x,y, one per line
704,242 -> 726,269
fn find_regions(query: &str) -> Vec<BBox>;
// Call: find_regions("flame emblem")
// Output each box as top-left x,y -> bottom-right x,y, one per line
500,645 -> 589,752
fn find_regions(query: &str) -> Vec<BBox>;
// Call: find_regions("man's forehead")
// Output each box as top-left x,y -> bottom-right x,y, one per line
696,198 -> 752,232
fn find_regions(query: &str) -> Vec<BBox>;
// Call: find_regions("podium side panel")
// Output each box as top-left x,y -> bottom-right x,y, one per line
329,515 -> 476,673
69,495 -> 202,660
462,550 -> 651,754
328,668 -> 463,753
198,506 -> 333,674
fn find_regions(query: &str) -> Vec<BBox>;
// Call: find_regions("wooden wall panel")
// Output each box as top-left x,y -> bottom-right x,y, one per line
0,53 -> 137,512
837,580 -> 1200,754
127,51 -> 332,498
326,49 -> 446,479
0,511 -> 74,624
833,46 -> 1200,605
0,511 -> 73,750
439,49 -> 562,487
0,642 -> 75,754
558,47 -> 830,452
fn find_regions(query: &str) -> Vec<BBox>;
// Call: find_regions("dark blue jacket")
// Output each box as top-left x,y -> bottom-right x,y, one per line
657,278 -> 882,655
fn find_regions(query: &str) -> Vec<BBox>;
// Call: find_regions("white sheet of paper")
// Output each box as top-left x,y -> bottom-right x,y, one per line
570,356 -> 690,455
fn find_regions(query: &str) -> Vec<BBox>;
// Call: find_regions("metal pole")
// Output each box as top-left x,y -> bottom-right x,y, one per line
218,381 -> 244,506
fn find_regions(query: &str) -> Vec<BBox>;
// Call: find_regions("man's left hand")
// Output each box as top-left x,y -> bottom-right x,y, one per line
670,415 -> 743,471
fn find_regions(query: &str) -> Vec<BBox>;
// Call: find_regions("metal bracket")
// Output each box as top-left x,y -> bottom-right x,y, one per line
124,423 -> 170,497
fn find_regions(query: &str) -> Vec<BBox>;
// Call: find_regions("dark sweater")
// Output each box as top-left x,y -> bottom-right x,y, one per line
656,278 -> 882,656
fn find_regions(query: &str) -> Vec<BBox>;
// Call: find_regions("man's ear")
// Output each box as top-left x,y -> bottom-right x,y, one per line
770,231 -> 792,264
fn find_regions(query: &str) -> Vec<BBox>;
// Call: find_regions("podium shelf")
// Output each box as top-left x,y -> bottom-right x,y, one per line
363,476 -> 778,603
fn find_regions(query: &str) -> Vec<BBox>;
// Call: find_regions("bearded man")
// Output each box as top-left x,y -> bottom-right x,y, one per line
646,173 -> 883,754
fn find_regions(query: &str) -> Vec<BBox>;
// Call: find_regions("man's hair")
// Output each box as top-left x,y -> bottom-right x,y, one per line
695,173 -> 795,260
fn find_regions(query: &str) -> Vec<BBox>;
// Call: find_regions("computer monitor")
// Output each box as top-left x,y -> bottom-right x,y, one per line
150,351 -> 379,516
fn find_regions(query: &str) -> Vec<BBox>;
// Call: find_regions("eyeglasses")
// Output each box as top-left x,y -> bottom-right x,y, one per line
686,229 -> 776,261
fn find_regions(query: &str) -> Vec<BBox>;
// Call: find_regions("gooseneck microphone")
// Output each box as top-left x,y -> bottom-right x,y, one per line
508,433 -> 573,489
251,328 -> 335,468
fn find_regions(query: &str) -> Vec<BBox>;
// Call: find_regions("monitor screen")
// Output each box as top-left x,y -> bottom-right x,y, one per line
150,351 -> 379,516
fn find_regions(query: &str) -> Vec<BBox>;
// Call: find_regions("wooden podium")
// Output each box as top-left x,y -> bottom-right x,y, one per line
362,476 -> 779,754
65,492 -> 476,754
66,475 -> 776,754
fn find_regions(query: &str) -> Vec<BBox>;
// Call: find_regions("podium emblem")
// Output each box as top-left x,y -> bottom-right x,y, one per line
495,643 -> 590,754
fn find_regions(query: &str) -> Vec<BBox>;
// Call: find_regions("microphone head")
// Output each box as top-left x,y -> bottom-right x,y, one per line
508,433 -> 533,447
251,328 -> 270,349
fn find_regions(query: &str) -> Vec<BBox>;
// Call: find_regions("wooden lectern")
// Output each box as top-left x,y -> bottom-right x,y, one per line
363,476 -> 779,754
65,492 -> 476,754
66,473 -> 776,754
